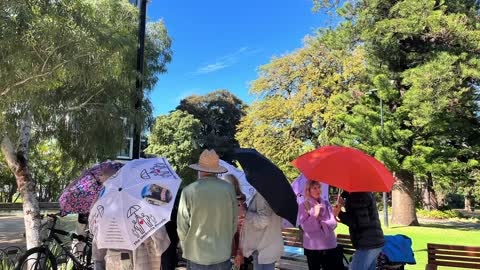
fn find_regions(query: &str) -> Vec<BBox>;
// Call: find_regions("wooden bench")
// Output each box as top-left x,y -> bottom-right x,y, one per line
426,243 -> 480,269
277,228 -> 308,270
281,229 -> 354,252
278,229 -> 353,270
281,227 -> 303,248
336,233 -> 355,259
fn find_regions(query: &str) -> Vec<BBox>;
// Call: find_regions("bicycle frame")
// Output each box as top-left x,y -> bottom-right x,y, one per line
44,215 -> 93,269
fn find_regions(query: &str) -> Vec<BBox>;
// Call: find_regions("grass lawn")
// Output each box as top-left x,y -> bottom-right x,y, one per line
335,222 -> 480,270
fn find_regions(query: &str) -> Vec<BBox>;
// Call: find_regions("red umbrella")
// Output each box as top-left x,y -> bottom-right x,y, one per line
291,146 -> 395,192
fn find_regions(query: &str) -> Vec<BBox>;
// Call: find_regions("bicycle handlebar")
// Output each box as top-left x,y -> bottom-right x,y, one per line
50,229 -> 88,242
46,212 -> 62,219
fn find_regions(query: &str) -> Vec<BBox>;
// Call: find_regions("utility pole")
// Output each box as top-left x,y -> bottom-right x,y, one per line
368,89 -> 389,228
132,0 -> 147,159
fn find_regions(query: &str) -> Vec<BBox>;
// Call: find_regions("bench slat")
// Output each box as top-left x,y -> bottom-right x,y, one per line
428,249 -> 480,258
427,243 -> 480,269
428,260 -> 480,269
429,254 -> 480,263
428,244 -> 480,252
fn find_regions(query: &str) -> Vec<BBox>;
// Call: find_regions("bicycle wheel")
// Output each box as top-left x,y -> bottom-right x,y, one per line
14,247 -> 57,270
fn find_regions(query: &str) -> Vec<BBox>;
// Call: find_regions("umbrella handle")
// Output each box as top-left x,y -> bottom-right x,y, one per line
335,188 -> 342,205
334,188 -> 343,223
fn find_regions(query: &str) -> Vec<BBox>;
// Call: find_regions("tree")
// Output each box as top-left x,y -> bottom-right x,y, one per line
0,0 -> 172,248
176,90 -> 247,160
145,110 -> 202,185
321,0 -> 480,225
30,140 -> 82,202
237,36 -> 367,179
0,159 -> 16,203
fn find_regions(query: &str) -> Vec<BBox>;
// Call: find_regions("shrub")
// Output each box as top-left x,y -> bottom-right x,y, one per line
417,209 -> 464,219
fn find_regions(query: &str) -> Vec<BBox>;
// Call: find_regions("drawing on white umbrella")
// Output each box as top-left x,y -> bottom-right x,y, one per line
141,184 -> 172,206
90,205 -> 105,236
89,157 -> 181,250
149,162 -> 176,178
127,205 -> 157,238
140,169 -> 151,180
96,205 -> 104,218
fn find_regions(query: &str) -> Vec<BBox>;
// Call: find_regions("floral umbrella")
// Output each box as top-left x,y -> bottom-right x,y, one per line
59,161 -> 124,216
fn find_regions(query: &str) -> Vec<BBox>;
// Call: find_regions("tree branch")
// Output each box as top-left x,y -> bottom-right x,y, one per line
41,44 -> 71,73
1,54 -> 90,97
66,89 -> 106,111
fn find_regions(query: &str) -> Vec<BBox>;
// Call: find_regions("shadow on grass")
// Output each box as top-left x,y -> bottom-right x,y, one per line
387,222 -> 480,231
419,222 -> 480,231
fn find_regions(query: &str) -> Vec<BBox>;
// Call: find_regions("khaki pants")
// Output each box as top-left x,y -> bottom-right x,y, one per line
105,250 -> 133,270
104,238 -> 162,270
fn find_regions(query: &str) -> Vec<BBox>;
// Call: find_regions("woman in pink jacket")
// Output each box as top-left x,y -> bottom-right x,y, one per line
298,180 -> 344,270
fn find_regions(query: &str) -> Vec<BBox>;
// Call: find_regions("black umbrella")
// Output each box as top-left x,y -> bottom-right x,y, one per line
233,148 -> 298,226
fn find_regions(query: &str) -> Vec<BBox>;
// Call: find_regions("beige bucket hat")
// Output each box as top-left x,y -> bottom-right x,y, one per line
188,149 -> 228,174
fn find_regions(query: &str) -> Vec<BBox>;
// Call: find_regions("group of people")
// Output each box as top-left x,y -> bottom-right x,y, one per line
176,149 -> 284,270
86,148 -> 385,270
296,180 -> 385,270
175,149 -> 385,270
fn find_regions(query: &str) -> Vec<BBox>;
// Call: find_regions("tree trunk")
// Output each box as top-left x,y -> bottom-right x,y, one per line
391,170 -> 419,226
1,115 -> 42,249
465,191 -> 474,212
422,175 -> 439,210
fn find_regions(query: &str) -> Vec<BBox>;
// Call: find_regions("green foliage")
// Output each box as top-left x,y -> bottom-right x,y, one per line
145,110 -> 202,185
323,0 -> 480,217
237,37 -> 367,180
0,159 -> 16,202
176,90 -> 247,160
0,0 -> 172,163
29,140 -> 83,202
417,209 -> 464,220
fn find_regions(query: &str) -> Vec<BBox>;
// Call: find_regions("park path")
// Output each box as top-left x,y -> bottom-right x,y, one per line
0,215 -> 25,249
418,217 -> 480,229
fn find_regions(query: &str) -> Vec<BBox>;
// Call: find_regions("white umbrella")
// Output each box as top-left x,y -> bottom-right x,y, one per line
89,158 -> 181,250
218,160 -> 256,205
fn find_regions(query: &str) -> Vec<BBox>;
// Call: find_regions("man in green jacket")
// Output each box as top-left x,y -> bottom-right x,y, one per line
177,149 -> 238,270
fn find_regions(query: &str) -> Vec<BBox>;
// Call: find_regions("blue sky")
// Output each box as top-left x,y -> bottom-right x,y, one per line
146,0 -> 332,116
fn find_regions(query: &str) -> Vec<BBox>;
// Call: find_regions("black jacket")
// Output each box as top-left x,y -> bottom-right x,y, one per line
338,192 -> 385,249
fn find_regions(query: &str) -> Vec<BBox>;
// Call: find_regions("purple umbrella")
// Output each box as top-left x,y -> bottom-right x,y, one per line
283,174 -> 330,227
292,174 -> 329,204
59,161 -> 124,216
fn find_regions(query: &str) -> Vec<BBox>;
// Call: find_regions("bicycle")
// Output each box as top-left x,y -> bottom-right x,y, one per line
14,213 -> 93,270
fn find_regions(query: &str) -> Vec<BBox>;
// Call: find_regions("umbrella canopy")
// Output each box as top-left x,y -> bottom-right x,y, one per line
291,146 -> 396,192
291,174 -> 329,205
218,160 -> 256,205
233,148 -> 298,226
282,174 -> 330,228
59,161 -> 124,215
88,158 -> 181,250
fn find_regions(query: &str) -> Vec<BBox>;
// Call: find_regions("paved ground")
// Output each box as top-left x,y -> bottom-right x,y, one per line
0,215 -> 191,268
0,215 -> 25,249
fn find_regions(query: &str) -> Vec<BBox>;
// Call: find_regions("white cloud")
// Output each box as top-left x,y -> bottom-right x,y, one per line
195,47 -> 255,74
196,62 -> 229,74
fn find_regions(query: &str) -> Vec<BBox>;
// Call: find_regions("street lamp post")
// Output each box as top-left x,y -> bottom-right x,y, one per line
132,0 -> 148,160
367,89 -> 389,228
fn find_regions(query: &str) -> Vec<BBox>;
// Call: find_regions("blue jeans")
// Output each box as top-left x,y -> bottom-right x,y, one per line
187,260 -> 231,270
350,247 -> 382,270
252,251 -> 275,270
